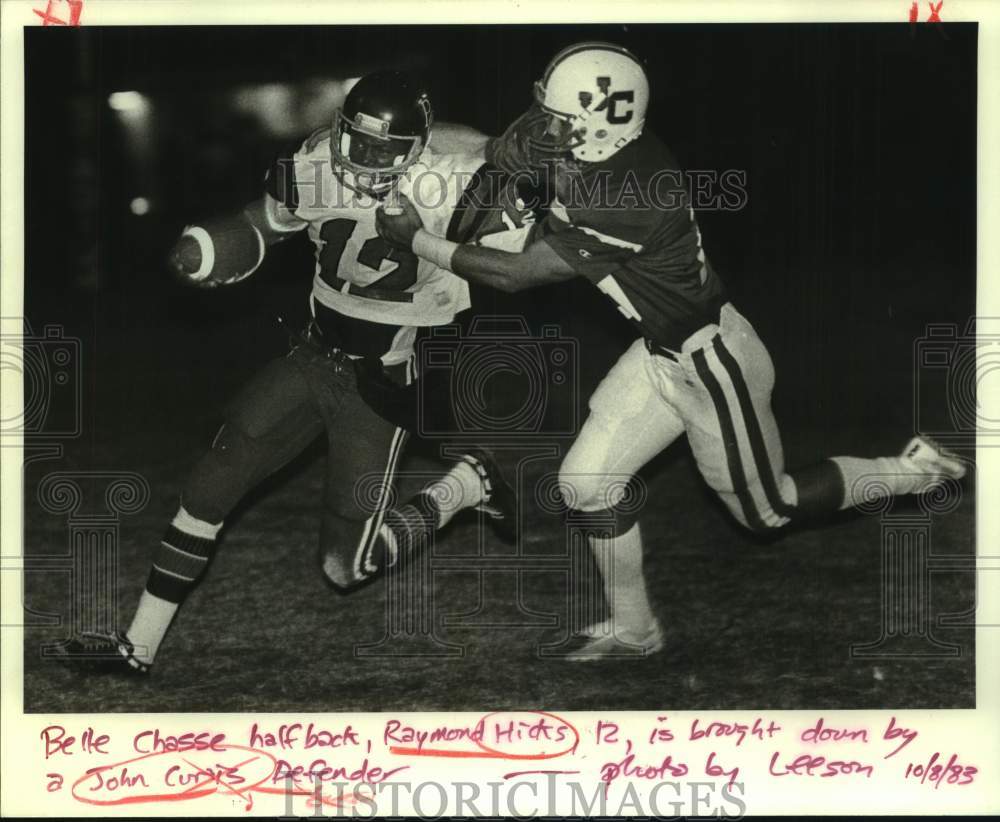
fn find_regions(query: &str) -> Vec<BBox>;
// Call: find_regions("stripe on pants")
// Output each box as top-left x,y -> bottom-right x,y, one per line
700,342 -> 792,529
691,347 -> 768,531
711,337 -> 797,522
355,424 -> 409,579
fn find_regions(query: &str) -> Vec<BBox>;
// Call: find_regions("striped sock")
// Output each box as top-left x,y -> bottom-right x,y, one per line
377,493 -> 441,570
127,506 -> 222,665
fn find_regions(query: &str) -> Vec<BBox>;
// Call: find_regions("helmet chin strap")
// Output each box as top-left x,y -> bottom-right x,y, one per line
334,165 -> 394,200
615,119 -> 645,148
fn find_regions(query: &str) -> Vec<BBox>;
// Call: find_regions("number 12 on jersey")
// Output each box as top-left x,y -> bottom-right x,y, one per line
318,217 -> 419,303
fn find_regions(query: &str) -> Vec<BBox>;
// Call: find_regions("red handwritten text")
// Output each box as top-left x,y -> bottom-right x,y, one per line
387,712 -> 579,760
71,744 -> 277,807
250,722 -> 359,750
273,757 -> 407,786
41,725 -> 109,758
690,717 -> 781,746
596,720 -> 619,744
883,716 -> 918,758
705,751 -> 739,787
648,716 -> 676,744
769,752 -> 874,779
800,717 -> 869,745
905,753 -> 977,788
599,744 -> 688,792
133,729 -> 226,753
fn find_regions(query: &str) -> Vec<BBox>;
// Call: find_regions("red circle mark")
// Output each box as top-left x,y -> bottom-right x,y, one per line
388,711 -> 579,760
70,744 -> 278,806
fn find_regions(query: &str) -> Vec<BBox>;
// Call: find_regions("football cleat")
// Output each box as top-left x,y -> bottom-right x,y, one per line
901,436 -> 967,490
460,448 -> 517,542
564,619 -> 665,662
54,631 -> 151,677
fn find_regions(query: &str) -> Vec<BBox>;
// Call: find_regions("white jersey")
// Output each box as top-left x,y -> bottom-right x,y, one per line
264,133 -> 483,329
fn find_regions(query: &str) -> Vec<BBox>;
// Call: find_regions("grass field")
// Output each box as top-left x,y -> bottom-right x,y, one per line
21,281 -> 976,713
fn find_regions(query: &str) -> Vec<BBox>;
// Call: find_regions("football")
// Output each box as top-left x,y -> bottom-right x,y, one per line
168,212 -> 265,286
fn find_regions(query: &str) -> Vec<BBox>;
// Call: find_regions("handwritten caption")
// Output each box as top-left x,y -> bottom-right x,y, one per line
37,712 -> 977,811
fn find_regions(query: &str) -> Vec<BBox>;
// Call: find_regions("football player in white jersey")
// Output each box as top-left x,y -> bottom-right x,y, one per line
59,71 -> 531,675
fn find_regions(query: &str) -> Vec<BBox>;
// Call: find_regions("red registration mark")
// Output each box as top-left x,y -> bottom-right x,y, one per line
34,0 -> 83,27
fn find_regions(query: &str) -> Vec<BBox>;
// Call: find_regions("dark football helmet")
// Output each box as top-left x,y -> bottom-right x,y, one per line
331,70 -> 433,198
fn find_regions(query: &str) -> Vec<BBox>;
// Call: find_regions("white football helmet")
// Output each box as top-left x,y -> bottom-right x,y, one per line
532,42 -> 649,162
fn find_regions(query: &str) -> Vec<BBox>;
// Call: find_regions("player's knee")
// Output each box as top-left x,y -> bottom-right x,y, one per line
320,551 -> 359,591
558,449 -> 616,511
181,422 -> 263,523
556,470 -> 606,512
558,471 -> 644,534
558,466 -> 638,511
736,509 -> 784,535
556,414 -> 621,511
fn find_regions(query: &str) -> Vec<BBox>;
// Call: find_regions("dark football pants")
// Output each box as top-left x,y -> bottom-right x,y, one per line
180,337 -> 411,588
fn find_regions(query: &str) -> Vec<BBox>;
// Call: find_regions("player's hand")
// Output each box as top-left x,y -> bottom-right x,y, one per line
375,194 -> 424,249
486,102 -> 552,174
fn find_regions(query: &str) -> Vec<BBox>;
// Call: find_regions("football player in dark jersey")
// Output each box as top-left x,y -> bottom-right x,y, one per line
58,71 -> 532,675
376,42 -> 968,660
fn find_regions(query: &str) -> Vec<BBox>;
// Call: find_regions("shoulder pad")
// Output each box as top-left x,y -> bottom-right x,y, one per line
304,126 -> 332,154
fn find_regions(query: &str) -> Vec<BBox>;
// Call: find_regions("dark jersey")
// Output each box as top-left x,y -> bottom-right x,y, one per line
536,132 -> 726,348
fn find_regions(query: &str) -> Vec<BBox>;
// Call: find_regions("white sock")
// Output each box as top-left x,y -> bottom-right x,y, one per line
127,506 -> 222,665
590,522 -> 655,632
127,591 -> 178,665
424,461 -> 484,528
831,455 -> 934,509
172,505 -> 223,540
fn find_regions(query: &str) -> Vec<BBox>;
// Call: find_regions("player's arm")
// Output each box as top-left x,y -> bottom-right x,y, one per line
245,195 -> 308,244
447,237 -> 577,293
378,191 -> 646,295
167,196 -> 305,288
429,118 -> 541,176
433,101 -> 554,174
169,138 -> 308,287
376,192 -> 573,292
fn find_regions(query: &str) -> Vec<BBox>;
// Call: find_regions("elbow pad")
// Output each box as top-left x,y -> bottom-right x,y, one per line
169,212 -> 265,286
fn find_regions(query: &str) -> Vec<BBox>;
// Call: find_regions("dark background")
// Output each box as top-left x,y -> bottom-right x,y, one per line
22,24 -> 977,712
